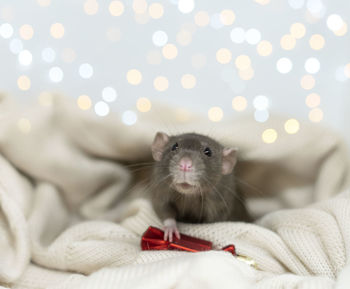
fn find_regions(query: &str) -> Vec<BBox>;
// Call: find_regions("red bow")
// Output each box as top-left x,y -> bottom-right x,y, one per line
141,226 -> 236,256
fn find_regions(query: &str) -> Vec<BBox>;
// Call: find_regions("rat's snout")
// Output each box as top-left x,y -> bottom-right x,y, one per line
179,157 -> 192,172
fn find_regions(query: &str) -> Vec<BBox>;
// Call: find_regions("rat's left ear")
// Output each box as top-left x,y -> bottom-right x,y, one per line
152,132 -> 169,161
222,147 -> 238,175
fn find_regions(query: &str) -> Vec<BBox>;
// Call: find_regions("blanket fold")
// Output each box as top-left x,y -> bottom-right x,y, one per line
0,94 -> 349,289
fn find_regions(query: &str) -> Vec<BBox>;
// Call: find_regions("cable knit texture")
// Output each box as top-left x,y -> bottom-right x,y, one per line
0,94 -> 349,289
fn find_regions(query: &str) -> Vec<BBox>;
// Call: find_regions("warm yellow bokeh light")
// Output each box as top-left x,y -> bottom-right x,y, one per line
176,29 -> 192,46
305,93 -> 321,108
280,34 -> 296,50
290,23 -> 306,39
309,108 -> 324,122
153,76 -> 169,91
208,107 -> 223,122
284,119 -> 300,134
148,2 -> 164,19
235,55 -> 251,70
181,74 -> 196,89
175,108 -> 191,123
255,0 -> 270,5
133,0 -> 148,14
344,63 -> 350,78
239,67 -> 255,80
334,23 -> 348,36
257,40 -> 272,56
136,97 -> 152,112
77,95 -> 92,110
38,91 -> 53,106
216,48 -> 232,64
109,1 -> 124,16
262,129 -> 278,144
17,118 -> 31,134
162,43 -> 178,60
19,24 -> 34,40
194,11 -> 210,27
61,48 -> 76,63
309,34 -> 325,50
50,23 -> 65,39
232,96 -> 247,111
37,0 -> 51,7
127,69 -> 142,85
84,0 -> 99,15
220,9 -> 235,26
17,75 -> 31,91
301,75 -> 315,90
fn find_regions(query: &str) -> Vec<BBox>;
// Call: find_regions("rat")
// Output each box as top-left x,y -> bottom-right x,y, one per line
150,132 -> 251,242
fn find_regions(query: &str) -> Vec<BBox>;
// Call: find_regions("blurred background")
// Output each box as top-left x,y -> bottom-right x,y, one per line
0,0 -> 350,146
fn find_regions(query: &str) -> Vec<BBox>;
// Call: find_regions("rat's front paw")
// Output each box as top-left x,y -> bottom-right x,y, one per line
163,218 -> 180,242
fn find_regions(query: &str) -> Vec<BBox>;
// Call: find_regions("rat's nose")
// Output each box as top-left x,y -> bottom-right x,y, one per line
179,157 -> 192,172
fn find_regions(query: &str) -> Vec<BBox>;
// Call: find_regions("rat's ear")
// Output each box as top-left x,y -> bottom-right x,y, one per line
152,132 -> 170,161
222,147 -> 238,175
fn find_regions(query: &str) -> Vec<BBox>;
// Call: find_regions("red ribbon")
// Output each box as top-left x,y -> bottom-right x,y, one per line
141,226 -> 236,256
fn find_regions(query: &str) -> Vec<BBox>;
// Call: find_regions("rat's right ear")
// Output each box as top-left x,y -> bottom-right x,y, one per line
152,132 -> 169,161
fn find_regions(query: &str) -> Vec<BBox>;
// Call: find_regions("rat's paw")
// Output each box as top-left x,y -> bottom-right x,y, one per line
163,218 -> 180,242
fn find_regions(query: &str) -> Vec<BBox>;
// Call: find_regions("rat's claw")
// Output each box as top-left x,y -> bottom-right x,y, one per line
163,218 -> 180,242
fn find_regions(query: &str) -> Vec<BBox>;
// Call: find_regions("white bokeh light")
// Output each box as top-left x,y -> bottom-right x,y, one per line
335,66 -> 347,82
327,14 -> 344,31
230,27 -> 245,44
102,86 -> 117,102
49,67 -> 64,83
152,30 -> 168,47
276,57 -> 293,74
9,39 -> 23,54
306,0 -> 326,17
0,23 -> 14,39
254,110 -> 269,123
122,110 -> 138,125
245,28 -> 261,45
210,13 -> 224,29
42,48 -> 56,63
253,95 -> 269,110
305,57 -> 320,74
79,63 -> 94,79
178,0 -> 194,14
94,101 -> 110,116
18,50 -> 33,66
288,0 -> 305,9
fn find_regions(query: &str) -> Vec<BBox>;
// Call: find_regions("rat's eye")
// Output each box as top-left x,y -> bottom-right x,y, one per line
204,147 -> 212,157
171,143 -> 179,151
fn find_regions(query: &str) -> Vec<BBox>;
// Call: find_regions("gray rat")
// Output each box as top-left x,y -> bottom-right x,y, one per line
150,132 -> 251,241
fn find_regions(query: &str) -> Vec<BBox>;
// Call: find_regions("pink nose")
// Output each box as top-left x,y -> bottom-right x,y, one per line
179,157 -> 192,171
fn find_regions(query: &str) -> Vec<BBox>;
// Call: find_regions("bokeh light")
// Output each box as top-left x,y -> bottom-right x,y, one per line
19,24 -> 34,40
79,63 -> 94,79
152,30 -> 168,47
102,87 -> 117,102
253,95 -> 269,110
49,67 -> 64,83
326,14 -> 344,31
133,0 -> 148,14
109,1 -> 124,16
37,0 -> 51,7
42,48 -> 56,63
334,23 -> 347,37
195,11 -> 210,27
262,129 -> 278,144
149,3 -> 164,19
309,34 -> 325,50
232,96 -> 247,111
284,119 -> 300,134
17,118 -> 31,134
288,0 -> 305,9
305,93 -> 320,108
17,75 -> 31,91
254,110 -> 269,123
280,34 -> 296,50
301,75 -> 315,90
245,28 -> 261,45
136,97 -> 152,112
178,0 -> 194,14
50,23 -> 65,39
9,39 -> 23,54
0,23 -> 14,38
304,57 -> 320,74
84,0 -> 99,15
216,48 -> 232,64
238,67 -> 255,80
220,10 -> 235,26
208,107 -> 223,122
162,44 -> 178,59
309,108 -> 323,122
257,40 -> 272,56
255,0 -> 270,5
230,27 -> 245,44
77,95 -> 92,110
154,76 -> 169,91
290,23 -> 306,39
127,69 -> 142,85
181,74 -> 196,89
95,101 -> 110,116
235,55 -> 251,70
122,110 -> 138,125
18,50 -> 33,66
276,57 -> 293,74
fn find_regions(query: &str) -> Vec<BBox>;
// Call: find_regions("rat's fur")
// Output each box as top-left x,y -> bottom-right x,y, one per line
151,133 -> 251,224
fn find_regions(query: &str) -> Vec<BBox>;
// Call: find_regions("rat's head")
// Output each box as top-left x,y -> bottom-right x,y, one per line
151,132 -> 238,195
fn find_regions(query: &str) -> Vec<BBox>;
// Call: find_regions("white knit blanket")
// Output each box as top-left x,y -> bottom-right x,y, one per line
0,95 -> 350,289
